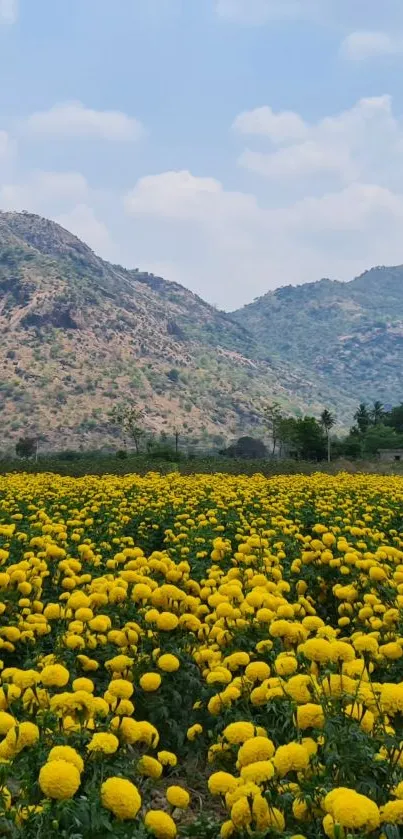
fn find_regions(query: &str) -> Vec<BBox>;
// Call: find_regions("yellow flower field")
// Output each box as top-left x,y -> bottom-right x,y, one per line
0,472 -> 402,838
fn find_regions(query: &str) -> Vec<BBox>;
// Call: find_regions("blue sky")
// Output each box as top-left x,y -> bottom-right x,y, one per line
2,0 -> 403,307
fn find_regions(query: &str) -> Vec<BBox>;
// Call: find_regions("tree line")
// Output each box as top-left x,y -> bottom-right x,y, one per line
12,400 -> 403,463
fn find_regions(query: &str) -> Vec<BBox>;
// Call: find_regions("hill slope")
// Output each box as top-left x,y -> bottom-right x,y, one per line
0,212 -> 348,450
233,267 -> 403,408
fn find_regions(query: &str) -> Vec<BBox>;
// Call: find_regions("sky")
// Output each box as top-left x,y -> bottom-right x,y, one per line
2,1 -> 403,308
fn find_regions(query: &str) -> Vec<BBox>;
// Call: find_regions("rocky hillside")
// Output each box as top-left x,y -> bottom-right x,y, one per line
0,212 -> 348,450
233,267 -> 403,409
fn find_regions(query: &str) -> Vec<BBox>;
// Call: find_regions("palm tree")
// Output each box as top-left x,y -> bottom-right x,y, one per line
354,403 -> 370,434
320,409 -> 336,463
370,400 -> 384,426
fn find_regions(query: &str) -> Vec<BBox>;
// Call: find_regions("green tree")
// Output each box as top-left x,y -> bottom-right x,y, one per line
277,416 -> 326,461
370,400 -> 385,426
353,403 -> 371,434
110,404 -> 146,454
362,424 -> 403,456
15,436 -> 37,459
263,401 -> 284,455
385,403 -> 403,433
320,409 -> 336,463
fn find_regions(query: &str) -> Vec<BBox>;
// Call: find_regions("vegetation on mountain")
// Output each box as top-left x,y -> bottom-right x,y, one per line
233,267 -> 403,408
0,212 -> 350,450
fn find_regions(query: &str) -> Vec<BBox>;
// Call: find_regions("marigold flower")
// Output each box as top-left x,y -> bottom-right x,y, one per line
48,745 -> 84,772
88,733 -> 119,754
140,672 -> 162,691
166,785 -> 190,809
138,755 -> 163,779
39,759 -> 80,800
101,776 -> 141,820
157,654 -> 180,672
40,663 -> 70,687
144,809 -> 177,838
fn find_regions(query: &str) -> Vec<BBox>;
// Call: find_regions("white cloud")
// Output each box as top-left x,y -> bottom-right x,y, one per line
235,96 -> 399,182
341,31 -> 403,60
0,171 -> 89,210
239,141 -> 353,179
125,170 -> 259,225
0,0 -> 17,24
233,106 -> 308,143
284,183 -> 403,232
121,94 -> 403,307
26,101 -> 144,141
123,168 -> 403,307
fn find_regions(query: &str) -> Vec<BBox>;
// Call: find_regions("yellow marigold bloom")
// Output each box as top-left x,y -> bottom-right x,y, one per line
225,783 -> 261,809
275,654 -> 298,676
273,743 -> 310,776
166,785 -> 190,809
156,613 -> 179,631
237,736 -> 275,767
240,759 -> 275,784
231,796 -> 252,829
5,721 -> 39,754
225,652 -> 250,671
88,733 -> 119,754
265,807 -> 285,831
394,781 -> 403,799
77,655 -> 99,672
325,788 -> 380,832
115,717 -> 159,747
284,675 -> 313,704
344,703 -> 374,733
158,750 -> 177,766
107,679 -> 134,699
144,809 -> 177,838
207,669 -> 232,685
208,771 -> 238,795
245,661 -> 271,682
92,697 -> 110,717
220,820 -> 235,838
0,712 -> 15,735
299,639 -> 334,664
138,755 -> 163,779
12,670 -> 40,689
39,759 -> 80,800
101,776 -> 142,820
379,642 -> 403,660
65,634 -> 85,650
296,703 -> 325,730
381,800 -> 403,824
0,786 -> 11,812
353,635 -> 378,655
105,654 -> 133,672
89,615 -> 111,633
48,745 -> 84,773
380,683 -> 403,715
223,721 -> 255,744
72,677 -> 94,693
251,794 -> 271,830
40,663 -> 70,687
331,641 -> 355,662
140,672 -> 162,691
157,654 -> 180,672
187,723 -> 203,741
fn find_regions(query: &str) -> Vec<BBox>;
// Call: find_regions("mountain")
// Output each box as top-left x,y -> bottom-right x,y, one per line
0,211 -> 348,450
232,267 -> 403,410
